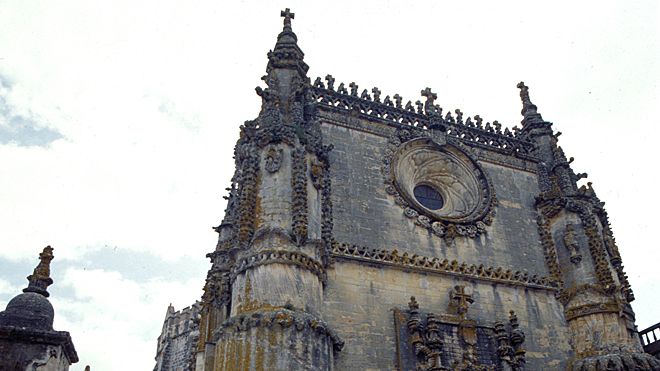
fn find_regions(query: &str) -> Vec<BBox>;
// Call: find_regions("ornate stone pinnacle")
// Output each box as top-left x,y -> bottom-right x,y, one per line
23,246 -> 54,297
266,8 -> 308,75
516,81 -> 545,127
408,296 -> 419,310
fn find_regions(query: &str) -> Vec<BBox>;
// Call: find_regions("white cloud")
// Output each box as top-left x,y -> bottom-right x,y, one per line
0,279 -> 20,310
51,268 -> 200,371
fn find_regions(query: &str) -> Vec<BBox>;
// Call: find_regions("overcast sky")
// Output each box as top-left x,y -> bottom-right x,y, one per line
1,1 -> 658,370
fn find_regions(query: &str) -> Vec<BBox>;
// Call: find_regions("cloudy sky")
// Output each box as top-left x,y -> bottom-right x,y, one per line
1,1 -> 658,370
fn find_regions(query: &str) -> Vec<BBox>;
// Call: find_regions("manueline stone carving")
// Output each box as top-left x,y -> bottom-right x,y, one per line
310,79 -> 536,157
214,307 -> 344,352
401,295 -> 521,371
264,146 -> 283,173
332,242 -> 558,290
383,134 -> 498,240
449,285 -> 474,319
291,147 -> 308,246
236,142 -> 260,246
406,296 -> 448,371
494,311 -> 526,371
310,158 -> 323,189
563,223 -> 582,264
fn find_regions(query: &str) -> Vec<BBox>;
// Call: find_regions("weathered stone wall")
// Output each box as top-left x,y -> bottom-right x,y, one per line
318,115 -> 576,370
0,341 -> 71,371
154,304 -> 200,371
321,118 -> 548,276
322,261 -> 571,370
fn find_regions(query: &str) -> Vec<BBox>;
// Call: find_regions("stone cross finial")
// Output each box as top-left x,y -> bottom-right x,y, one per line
421,87 -> 439,115
415,100 -> 423,114
450,285 -> 474,318
421,87 -> 437,103
281,8 -> 295,28
23,246 -> 55,297
372,87 -> 381,102
349,82 -> 358,96
455,109 -> 464,124
325,74 -> 335,90
516,81 -> 545,126
516,81 -> 533,107
393,94 -> 402,108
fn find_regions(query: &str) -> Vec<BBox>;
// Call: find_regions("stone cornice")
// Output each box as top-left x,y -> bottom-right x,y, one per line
330,242 -> 558,291
0,325 -> 79,363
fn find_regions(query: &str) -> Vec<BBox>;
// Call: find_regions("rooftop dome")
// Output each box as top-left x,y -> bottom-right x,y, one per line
0,246 -> 56,331
0,291 -> 54,330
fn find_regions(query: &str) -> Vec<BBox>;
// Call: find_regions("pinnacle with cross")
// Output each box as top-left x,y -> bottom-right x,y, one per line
281,8 -> 294,29
421,87 -> 439,116
516,81 -> 544,126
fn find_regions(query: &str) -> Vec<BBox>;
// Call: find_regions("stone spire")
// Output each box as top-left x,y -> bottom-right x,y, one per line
23,245 -> 54,297
266,7 -> 309,76
516,82 -> 546,128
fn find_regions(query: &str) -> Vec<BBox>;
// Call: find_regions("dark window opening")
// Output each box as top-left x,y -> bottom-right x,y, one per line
413,184 -> 444,210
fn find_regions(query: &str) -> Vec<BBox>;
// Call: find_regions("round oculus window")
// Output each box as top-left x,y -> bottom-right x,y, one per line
389,138 -> 494,223
413,184 -> 444,210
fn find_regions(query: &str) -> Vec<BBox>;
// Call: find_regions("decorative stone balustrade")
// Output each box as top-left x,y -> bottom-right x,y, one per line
310,77 -> 536,157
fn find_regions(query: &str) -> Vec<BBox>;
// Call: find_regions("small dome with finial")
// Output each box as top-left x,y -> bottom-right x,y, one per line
0,246 -> 56,330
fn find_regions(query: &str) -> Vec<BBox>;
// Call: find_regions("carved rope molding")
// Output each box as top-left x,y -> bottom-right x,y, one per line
564,301 -> 620,322
230,249 -> 325,284
309,84 -> 536,158
331,242 -> 559,291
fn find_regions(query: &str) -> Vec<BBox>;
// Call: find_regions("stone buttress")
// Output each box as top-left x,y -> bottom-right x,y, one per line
518,83 -> 659,370
194,9 -> 342,371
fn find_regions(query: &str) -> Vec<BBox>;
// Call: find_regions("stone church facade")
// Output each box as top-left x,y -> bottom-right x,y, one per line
167,9 -> 659,371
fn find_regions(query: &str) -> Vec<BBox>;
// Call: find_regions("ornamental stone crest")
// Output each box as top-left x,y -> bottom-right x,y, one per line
264,146 -> 283,173
394,292 -> 525,371
383,130 -> 497,239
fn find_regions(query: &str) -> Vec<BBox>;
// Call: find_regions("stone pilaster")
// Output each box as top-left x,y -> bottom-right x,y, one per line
202,9 -> 342,370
